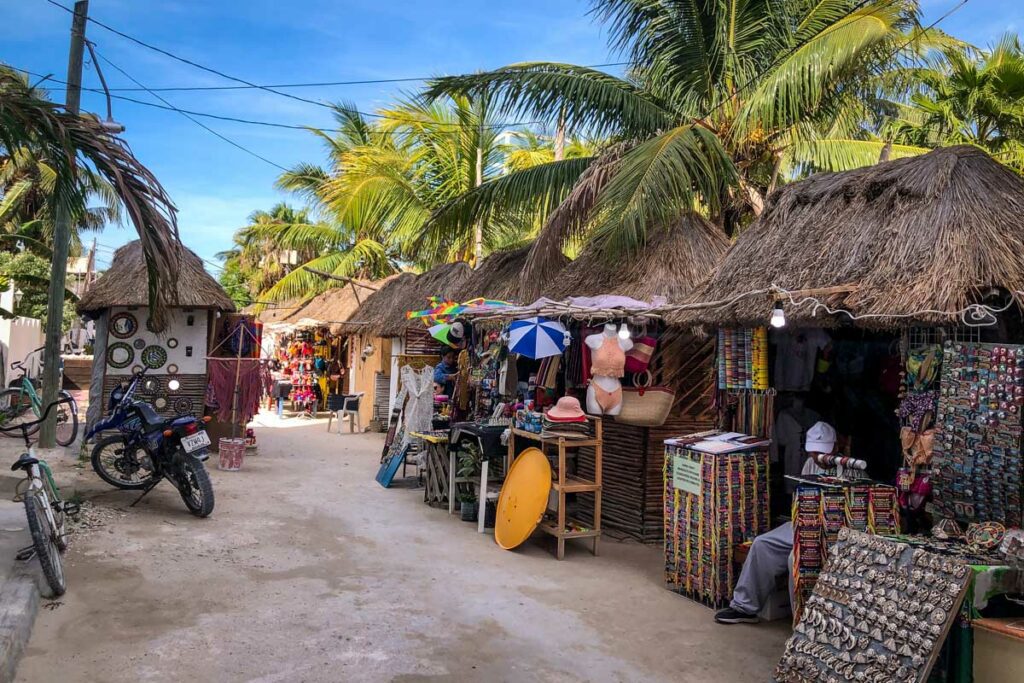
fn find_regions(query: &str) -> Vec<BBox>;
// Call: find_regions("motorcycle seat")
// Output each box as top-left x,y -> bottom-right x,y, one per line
10,452 -> 39,471
135,402 -> 168,430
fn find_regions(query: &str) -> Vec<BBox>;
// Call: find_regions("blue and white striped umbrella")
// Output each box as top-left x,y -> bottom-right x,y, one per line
507,317 -> 567,359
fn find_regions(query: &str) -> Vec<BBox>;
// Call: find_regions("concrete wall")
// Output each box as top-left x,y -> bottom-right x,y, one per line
105,307 -> 210,376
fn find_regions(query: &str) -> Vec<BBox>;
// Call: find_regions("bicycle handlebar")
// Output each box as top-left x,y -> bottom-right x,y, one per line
9,346 -> 47,374
0,396 -> 74,435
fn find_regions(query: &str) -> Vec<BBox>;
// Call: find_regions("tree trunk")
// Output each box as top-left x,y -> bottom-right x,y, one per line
472,145 -> 483,267
879,141 -> 893,163
554,110 -> 566,161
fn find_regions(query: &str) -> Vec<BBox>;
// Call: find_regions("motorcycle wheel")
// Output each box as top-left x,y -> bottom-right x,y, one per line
177,455 -> 214,517
91,435 -> 156,490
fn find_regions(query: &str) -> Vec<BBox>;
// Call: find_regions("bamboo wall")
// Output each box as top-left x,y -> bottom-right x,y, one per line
576,332 -> 717,543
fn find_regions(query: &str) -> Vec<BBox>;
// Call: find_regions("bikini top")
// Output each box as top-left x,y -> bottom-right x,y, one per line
591,335 -> 625,378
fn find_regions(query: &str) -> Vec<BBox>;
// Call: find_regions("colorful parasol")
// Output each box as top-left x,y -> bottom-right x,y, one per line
407,297 -> 513,325
507,316 -> 567,359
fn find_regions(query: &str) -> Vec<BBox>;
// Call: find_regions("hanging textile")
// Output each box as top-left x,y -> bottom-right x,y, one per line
207,359 -> 273,424
400,364 -> 434,459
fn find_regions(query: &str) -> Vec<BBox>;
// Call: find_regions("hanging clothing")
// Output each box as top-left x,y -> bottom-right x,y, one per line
590,335 -> 626,378
773,329 -> 830,392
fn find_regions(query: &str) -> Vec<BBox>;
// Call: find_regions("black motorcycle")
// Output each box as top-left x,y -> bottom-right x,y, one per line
86,369 -> 215,517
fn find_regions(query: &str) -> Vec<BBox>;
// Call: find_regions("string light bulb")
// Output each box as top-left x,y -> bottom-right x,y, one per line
770,302 -> 786,328
618,323 -> 631,339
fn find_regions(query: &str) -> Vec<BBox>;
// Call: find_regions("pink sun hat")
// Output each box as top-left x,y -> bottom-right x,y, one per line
546,396 -> 587,423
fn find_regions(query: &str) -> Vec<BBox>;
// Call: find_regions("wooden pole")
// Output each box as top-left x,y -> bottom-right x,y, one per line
230,322 -> 244,438
40,0 -> 89,448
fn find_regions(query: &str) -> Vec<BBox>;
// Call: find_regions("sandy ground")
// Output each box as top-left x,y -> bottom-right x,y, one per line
10,412 -> 788,682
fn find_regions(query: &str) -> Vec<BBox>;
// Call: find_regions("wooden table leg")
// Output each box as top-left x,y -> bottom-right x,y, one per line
448,448 -> 456,515
477,459 -> 488,533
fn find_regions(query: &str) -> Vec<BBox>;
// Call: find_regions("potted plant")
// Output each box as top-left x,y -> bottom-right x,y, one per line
458,491 -> 478,522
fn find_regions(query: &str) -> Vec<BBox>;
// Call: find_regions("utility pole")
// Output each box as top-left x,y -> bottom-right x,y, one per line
473,144 -> 483,267
39,0 -> 88,447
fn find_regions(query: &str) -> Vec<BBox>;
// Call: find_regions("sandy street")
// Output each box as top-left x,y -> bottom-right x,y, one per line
10,412 -> 787,682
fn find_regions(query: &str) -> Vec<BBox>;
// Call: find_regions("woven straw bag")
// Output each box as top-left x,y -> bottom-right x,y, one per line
616,371 -> 675,427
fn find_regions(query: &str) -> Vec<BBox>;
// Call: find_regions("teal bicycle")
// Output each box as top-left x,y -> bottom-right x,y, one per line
0,346 -> 78,446
5,398 -> 79,596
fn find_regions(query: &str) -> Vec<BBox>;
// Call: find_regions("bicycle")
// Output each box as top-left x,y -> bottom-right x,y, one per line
0,346 -> 78,446
4,398 -> 79,596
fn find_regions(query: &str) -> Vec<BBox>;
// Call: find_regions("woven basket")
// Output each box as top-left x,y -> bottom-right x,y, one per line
616,371 -> 675,427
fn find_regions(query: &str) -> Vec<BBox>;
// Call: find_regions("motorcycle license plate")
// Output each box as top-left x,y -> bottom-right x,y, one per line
182,431 -> 211,453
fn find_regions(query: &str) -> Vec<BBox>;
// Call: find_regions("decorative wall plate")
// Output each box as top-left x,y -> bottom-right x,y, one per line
141,345 -> 168,369
131,365 -> 143,375
109,312 -> 138,339
154,395 -> 168,410
173,397 -> 193,415
107,342 -> 134,369
167,363 -> 179,375
133,339 -> 146,350
167,338 -> 179,349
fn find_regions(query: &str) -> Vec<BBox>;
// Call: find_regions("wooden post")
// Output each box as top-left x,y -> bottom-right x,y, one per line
230,322 -> 244,438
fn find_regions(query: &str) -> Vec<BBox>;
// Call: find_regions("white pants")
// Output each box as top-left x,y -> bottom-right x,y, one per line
730,522 -> 794,615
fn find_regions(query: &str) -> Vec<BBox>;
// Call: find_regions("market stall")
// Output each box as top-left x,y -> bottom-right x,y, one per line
671,146 -> 1024,681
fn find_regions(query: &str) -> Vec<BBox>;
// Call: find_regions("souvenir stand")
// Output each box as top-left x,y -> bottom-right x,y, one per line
270,326 -> 346,416
76,241 -> 235,435
667,146 -> 1024,681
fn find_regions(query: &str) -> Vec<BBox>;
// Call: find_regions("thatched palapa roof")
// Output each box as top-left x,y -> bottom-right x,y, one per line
673,146 -> 1024,328
283,275 -> 399,333
243,298 -> 304,325
455,245 -> 568,303
541,214 -> 729,303
352,262 -> 472,337
78,240 -> 235,314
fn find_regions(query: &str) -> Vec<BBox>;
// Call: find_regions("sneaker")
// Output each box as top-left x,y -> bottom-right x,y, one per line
714,607 -> 759,624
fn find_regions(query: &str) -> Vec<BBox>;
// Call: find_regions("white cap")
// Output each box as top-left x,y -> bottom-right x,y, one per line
805,421 -> 836,453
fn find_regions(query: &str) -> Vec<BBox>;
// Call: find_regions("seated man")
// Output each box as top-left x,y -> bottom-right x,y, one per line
714,421 -> 838,625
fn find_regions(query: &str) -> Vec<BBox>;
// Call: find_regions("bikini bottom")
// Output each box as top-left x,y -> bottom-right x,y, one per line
592,382 -> 622,413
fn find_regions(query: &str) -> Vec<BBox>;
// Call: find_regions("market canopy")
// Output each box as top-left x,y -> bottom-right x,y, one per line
672,146 -> 1024,329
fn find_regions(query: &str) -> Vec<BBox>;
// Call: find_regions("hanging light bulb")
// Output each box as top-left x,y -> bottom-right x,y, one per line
618,323 -> 631,339
770,302 -> 786,328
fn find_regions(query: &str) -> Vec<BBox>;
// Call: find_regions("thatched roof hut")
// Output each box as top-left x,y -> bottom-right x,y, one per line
352,262 -> 472,337
243,298 -> 304,325
673,146 -> 1024,328
283,275 -> 399,333
78,240 -> 234,314
456,245 -> 568,303
539,214 -> 729,303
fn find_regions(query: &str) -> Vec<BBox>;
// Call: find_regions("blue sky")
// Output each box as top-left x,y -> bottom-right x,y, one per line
1,0 -> 1019,274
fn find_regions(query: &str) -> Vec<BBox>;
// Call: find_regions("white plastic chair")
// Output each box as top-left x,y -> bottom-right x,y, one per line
330,392 -> 364,434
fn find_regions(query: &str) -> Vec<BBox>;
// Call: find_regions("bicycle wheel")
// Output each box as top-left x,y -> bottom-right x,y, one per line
0,388 -> 40,435
40,467 -> 68,551
24,492 -> 66,596
91,435 -> 155,489
54,391 -> 79,447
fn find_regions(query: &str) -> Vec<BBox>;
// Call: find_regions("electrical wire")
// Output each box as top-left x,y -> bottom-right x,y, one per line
43,0 -> 551,131
90,51 -> 289,170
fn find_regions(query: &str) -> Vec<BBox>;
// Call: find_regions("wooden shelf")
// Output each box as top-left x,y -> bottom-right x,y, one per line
552,476 -> 600,493
510,427 -> 599,447
538,518 -> 601,539
507,416 -> 603,560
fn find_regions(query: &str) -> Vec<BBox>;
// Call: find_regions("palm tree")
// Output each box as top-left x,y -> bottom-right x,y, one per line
878,34 -> 1024,171
0,65 -> 179,324
255,95 -> 542,302
422,0 -> 931,278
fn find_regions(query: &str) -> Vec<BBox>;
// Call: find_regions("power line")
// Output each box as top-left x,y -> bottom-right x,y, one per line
92,51 -> 289,170
11,65 -> 549,137
93,62 -> 631,92
43,0 -> 559,131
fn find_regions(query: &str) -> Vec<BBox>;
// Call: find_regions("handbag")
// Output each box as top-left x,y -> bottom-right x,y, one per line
624,335 -> 658,374
616,371 -> 675,427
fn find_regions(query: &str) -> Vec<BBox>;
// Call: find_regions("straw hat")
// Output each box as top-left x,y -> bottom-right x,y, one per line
546,396 -> 586,423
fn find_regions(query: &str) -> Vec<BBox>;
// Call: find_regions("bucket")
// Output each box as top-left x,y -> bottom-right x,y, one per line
219,438 -> 246,471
